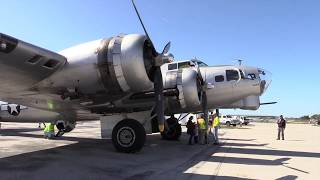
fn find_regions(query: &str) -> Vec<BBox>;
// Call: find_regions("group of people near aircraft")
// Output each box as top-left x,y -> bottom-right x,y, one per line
186,112 -> 220,145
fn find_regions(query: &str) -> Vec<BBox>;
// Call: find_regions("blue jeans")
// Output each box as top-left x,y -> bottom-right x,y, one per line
213,127 -> 219,143
278,128 -> 285,140
44,132 -> 55,139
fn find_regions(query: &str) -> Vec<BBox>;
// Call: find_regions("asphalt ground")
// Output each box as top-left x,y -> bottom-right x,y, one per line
0,121 -> 319,180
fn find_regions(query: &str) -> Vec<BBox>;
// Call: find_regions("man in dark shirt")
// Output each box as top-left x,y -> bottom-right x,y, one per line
186,116 -> 195,145
277,115 -> 286,140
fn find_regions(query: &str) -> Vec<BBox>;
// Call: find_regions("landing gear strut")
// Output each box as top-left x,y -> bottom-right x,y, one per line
112,119 -> 146,153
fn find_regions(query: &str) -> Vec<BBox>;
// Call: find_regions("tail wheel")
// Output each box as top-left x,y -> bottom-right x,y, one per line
112,119 -> 146,153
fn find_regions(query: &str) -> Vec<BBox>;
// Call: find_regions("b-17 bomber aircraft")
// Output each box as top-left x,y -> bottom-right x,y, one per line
0,0 -> 271,153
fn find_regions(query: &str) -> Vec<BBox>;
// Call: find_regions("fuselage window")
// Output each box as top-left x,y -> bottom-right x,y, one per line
178,62 -> 194,69
215,75 -> 224,82
168,63 -> 178,70
226,70 -> 239,81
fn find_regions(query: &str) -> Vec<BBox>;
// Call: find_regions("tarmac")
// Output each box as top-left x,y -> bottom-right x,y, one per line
0,121 -> 319,180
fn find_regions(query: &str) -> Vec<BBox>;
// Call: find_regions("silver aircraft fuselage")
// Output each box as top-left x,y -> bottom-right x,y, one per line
0,33 -> 271,122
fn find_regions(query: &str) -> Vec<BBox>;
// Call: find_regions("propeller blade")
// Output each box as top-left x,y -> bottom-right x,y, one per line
201,91 -> 209,144
131,0 -> 158,56
260,102 -> 277,105
131,0 -> 173,133
154,67 -> 165,132
161,41 -> 171,55
131,0 -> 151,41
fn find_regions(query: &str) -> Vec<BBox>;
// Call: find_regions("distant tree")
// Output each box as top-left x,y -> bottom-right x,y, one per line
300,115 -> 310,120
311,114 -> 320,119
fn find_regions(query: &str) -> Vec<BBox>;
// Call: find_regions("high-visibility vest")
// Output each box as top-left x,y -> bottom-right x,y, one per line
44,123 -> 55,133
197,118 -> 206,129
213,116 -> 220,127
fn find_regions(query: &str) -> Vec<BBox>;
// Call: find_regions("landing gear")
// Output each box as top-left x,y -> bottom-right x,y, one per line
161,119 -> 182,140
55,121 -> 76,137
112,119 -> 146,153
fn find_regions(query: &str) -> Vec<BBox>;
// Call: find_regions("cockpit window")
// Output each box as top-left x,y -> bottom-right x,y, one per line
168,63 -> 178,70
226,70 -> 239,81
190,60 -> 208,67
247,73 -> 256,80
196,61 -> 208,67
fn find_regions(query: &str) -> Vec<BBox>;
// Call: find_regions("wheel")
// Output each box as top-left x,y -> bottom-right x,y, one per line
161,122 -> 182,140
226,121 -> 231,126
244,122 -> 248,125
112,119 -> 146,153
232,124 -> 236,127
56,120 -> 76,133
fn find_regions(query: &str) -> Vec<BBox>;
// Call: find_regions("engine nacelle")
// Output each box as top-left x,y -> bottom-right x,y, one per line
164,68 -> 201,109
46,34 -> 154,97
101,34 -> 154,93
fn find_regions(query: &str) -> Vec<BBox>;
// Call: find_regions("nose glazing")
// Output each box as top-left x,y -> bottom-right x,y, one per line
258,68 -> 272,94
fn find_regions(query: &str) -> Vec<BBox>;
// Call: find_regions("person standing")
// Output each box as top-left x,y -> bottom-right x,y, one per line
186,116 -> 195,145
277,115 -> 286,140
212,113 -> 220,144
197,115 -> 206,144
194,120 -> 199,144
164,115 -> 179,139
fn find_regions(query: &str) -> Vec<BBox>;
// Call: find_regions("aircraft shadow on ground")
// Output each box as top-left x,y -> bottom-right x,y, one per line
222,142 -> 268,147
216,146 -> 320,158
275,175 -> 298,180
0,130 -> 314,179
0,128 -> 42,134
0,130 -> 259,180
220,138 -> 256,141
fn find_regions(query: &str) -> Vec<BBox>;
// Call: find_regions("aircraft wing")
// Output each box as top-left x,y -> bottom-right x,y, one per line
0,33 -> 67,93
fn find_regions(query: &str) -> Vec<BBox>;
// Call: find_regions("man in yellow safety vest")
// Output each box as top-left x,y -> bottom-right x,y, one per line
44,123 -> 55,139
212,113 -> 220,145
197,115 -> 207,144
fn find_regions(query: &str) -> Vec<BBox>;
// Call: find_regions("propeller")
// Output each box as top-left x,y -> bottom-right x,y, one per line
131,0 -> 172,132
196,65 -> 210,144
260,102 -> 277,105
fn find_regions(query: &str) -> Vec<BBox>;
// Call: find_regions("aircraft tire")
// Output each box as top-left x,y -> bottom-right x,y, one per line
112,119 -> 146,153
56,121 -> 76,133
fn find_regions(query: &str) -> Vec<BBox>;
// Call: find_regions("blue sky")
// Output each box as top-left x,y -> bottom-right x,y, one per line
1,0 -> 320,117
